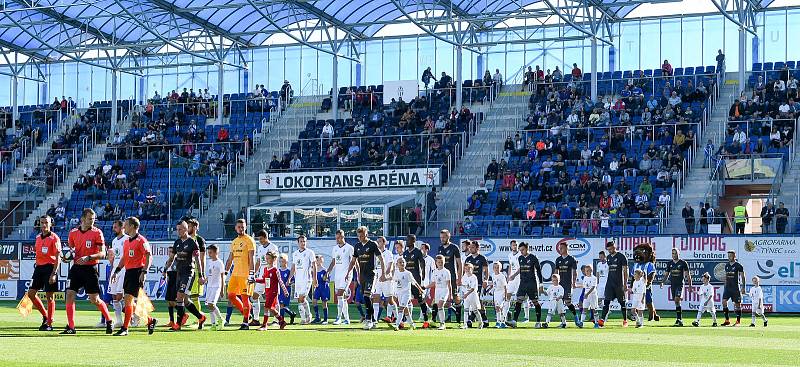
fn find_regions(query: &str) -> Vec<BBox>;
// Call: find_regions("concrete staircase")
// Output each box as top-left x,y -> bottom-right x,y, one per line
0,114 -> 80,206
432,85 -> 530,233
199,96 -> 321,239
5,115 -> 134,240
664,77 -> 738,233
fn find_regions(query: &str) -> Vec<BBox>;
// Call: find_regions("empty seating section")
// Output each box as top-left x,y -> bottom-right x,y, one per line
461,66 -> 718,237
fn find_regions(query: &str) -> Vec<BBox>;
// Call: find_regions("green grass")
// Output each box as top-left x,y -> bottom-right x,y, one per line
0,301 -> 797,366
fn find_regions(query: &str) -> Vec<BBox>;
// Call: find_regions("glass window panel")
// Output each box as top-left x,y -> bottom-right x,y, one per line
382,39 -> 400,82
724,18 -> 740,72
703,16 -> 724,67
292,208 -> 315,237
284,46 -> 301,90
764,11 -> 786,63
317,52 -> 333,96
620,21 -> 641,71
364,40 -> 382,86
660,18 -> 681,67
400,38 -> 417,81
314,207 -> 337,238
506,43 -> 524,83
0,75 -> 9,106
339,209 -> 360,237
268,47 -> 284,92
640,20 -> 661,70
301,46 -> 318,94
418,37 -> 435,79
681,18 -> 703,70
435,39 -> 454,78
787,10 -> 800,62
563,40 -> 584,75
362,206 -> 383,236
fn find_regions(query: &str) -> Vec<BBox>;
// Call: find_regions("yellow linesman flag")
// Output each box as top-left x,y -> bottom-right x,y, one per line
135,289 -> 155,320
16,294 -> 33,318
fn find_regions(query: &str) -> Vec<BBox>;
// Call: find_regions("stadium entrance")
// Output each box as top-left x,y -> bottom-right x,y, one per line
246,192 -> 419,238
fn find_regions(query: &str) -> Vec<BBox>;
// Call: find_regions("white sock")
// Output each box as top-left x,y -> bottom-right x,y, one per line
387,304 -> 395,319
523,301 -> 530,320
372,303 -> 380,322
343,299 -> 350,321
475,310 -> 483,324
751,312 -> 756,324
439,306 -> 446,324
214,308 -> 223,324
304,300 -> 311,321
298,302 -> 306,320
546,312 -> 552,323
113,300 -> 123,324
337,298 -> 344,320
462,309 -> 469,327
559,314 -> 566,324
208,306 -> 216,324
711,311 -> 717,323
252,298 -> 261,321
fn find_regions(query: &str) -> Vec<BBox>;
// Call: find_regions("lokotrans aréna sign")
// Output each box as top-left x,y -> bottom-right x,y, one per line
258,168 -> 440,190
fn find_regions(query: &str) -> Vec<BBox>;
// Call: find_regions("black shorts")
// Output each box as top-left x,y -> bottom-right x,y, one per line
123,268 -> 145,296
68,265 -> 101,294
517,281 -> 539,301
360,275 -> 374,297
165,271 -> 178,302
560,281 -> 573,303
723,286 -> 742,303
31,264 -> 58,292
604,283 -> 626,304
176,270 -> 195,294
670,284 -> 684,299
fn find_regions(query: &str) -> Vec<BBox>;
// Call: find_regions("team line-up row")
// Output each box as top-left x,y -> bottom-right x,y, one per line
24,210 -> 768,336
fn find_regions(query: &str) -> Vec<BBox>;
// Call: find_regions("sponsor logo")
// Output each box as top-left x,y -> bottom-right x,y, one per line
744,239 -> 798,255
556,238 -> 591,258
476,239 -> 496,257
673,237 -> 727,259
755,261 -> 800,284
776,287 -> 800,312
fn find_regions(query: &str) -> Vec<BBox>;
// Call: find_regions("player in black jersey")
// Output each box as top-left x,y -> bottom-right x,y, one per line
599,241 -> 629,327
402,234 -> 430,327
554,243 -> 580,327
437,230 -> 462,323
464,240 -> 489,328
353,226 -> 386,330
661,248 -> 692,326
508,242 -> 543,328
722,250 -> 746,326
163,220 -> 206,331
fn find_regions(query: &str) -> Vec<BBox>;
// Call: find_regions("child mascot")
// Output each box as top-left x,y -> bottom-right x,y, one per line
631,242 -> 660,322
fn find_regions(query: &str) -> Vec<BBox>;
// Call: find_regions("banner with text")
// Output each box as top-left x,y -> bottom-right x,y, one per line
258,168 -> 441,190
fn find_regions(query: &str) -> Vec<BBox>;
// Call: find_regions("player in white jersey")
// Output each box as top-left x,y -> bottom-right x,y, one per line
205,245 -> 225,330
326,230 -> 355,325
692,272 -> 718,327
252,230 -> 279,325
458,263 -> 483,329
373,237 -> 395,323
420,243 -> 436,320
748,276 -> 768,327
596,251 -> 609,302
506,240 -> 524,321
289,235 -> 317,324
579,265 -> 599,328
487,262 -> 508,328
391,258 -> 424,330
107,220 -> 129,328
427,255 -> 452,330
543,274 -> 566,328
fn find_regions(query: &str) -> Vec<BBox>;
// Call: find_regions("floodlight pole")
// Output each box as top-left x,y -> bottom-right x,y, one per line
739,26 -> 747,94
456,45 -> 463,110
11,73 -> 18,135
218,62 -> 225,125
590,37 -> 598,103
332,55 -> 339,120
111,69 -> 119,133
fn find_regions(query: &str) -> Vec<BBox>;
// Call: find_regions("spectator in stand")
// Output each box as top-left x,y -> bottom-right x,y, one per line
682,202 -> 695,234
217,126 -> 229,142
571,63 -> 582,80
321,121 -> 334,141
732,127 -> 747,145
421,67 -> 436,89
761,202 -> 775,233
500,170 -> 515,191
439,72 -> 452,89
552,66 -> 563,82
775,202 -> 790,234
268,155 -> 281,171
280,80 -> 293,106
289,154 -> 302,171
493,69 -> 503,90
485,158 -> 499,180
465,194 -> 482,215
716,49 -> 725,73
661,59 -> 673,76
496,192 -> 512,215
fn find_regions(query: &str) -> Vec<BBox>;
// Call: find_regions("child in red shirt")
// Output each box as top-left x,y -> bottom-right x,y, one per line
253,252 -> 289,330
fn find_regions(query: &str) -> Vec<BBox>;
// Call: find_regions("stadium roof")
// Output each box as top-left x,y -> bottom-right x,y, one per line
0,0 -> 795,67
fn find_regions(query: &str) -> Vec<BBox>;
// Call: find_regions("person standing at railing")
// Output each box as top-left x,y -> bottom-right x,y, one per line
682,203 -> 696,234
421,67 -> 436,89
733,201 -> 748,234
760,202 -> 776,234
715,50 -> 725,74
661,60 -> 673,77
702,140 -> 715,168
775,202 -> 789,234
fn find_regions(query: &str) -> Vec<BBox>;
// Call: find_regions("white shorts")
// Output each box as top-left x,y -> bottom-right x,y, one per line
433,286 -> 449,303
396,293 -> 412,308
372,280 -> 394,298
632,295 -> 646,311
548,301 -> 565,315
493,291 -> 506,306
463,294 -> 481,311
295,277 -> 311,299
205,286 -> 221,305
108,268 -> 126,295
752,305 -> 764,315
334,271 -> 352,291
582,295 -> 598,310
597,283 -> 607,299
700,303 -> 716,313
507,278 -> 520,295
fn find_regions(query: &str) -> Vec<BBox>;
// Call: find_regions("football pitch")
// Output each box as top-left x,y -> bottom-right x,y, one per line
0,301 -> 797,367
